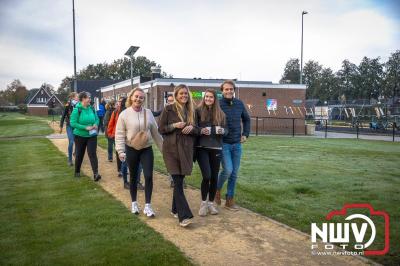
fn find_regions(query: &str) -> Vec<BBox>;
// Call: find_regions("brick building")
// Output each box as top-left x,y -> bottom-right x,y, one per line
100,70 -> 307,134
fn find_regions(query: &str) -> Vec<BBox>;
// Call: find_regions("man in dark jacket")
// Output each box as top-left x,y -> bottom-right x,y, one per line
216,80 -> 250,211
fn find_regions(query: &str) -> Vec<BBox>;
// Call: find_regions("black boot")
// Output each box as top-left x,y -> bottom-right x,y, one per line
94,173 -> 102,182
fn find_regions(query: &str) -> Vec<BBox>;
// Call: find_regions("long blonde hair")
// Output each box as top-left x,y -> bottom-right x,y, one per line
198,89 -> 225,126
68,92 -> 78,100
125,87 -> 145,108
173,84 -> 195,125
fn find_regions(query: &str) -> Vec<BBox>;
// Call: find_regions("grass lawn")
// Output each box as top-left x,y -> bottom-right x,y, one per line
0,113 -> 53,138
0,114 -> 191,265
99,135 -> 399,265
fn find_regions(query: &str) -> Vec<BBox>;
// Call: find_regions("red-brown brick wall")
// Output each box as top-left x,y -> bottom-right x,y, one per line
28,106 -> 48,116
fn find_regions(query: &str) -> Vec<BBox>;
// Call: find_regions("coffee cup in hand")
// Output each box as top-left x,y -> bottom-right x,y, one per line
215,126 -> 224,134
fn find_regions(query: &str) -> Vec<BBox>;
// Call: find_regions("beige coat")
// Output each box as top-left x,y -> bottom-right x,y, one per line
115,107 -> 163,155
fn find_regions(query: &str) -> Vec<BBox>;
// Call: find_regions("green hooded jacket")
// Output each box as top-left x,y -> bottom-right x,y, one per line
70,102 -> 99,137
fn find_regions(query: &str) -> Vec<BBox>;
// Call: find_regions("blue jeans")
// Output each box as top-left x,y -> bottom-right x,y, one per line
66,125 -> 74,162
121,161 -> 128,183
107,138 -> 114,161
217,142 -> 242,198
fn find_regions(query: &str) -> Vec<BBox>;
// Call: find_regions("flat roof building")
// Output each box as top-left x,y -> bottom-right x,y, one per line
100,73 -> 307,135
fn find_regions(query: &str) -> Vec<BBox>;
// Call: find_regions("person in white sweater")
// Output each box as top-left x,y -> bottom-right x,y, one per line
115,87 -> 163,217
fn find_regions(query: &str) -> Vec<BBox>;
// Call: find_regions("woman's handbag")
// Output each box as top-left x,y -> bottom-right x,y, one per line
130,109 -> 149,150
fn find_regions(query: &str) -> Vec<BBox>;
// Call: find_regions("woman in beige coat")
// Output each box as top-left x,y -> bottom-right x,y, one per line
115,88 -> 163,217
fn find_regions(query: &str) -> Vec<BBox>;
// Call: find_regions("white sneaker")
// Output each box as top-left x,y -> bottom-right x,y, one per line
198,201 -> 208,216
131,201 -> 140,215
208,201 -> 219,215
143,204 -> 155,217
179,218 -> 192,227
171,212 -> 178,219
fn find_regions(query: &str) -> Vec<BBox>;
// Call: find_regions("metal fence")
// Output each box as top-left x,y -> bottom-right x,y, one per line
251,116 -> 399,142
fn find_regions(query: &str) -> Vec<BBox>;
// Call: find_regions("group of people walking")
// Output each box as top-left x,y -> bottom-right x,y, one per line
60,80 -> 250,227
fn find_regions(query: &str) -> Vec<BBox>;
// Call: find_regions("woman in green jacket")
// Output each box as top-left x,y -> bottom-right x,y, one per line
70,92 -> 101,181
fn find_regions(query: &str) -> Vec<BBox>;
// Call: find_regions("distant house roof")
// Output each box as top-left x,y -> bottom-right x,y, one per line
71,80 -> 117,98
26,87 -> 64,106
46,94 -> 63,106
26,87 -> 51,105
25,88 -> 39,103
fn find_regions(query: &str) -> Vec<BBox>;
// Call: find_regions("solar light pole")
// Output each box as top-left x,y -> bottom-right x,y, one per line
124,46 -> 140,90
300,10 -> 308,84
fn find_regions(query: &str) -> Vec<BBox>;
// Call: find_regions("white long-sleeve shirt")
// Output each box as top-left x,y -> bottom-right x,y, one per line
115,107 -> 163,154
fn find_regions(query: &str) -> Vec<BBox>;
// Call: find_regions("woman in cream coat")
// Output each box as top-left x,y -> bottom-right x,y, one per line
115,88 -> 163,217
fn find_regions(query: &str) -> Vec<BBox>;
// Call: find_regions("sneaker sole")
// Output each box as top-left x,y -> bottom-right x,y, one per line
198,210 -> 208,217
224,206 -> 239,211
144,212 -> 155,218
179,220 -> 192,227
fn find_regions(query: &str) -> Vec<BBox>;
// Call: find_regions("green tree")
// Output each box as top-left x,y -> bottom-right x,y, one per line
357,57 -> 384,100
303,60 -> 323,99
336,59 -> 359,100
59,56 -> 171,92
279,58 -> 300,84
319,68 -> 340,101
383,50 -> 400,98
2,79 -> 28,105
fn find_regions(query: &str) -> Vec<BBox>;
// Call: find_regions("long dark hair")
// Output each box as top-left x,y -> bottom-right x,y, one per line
198,89 -> 225,126
119,97 -> 127,114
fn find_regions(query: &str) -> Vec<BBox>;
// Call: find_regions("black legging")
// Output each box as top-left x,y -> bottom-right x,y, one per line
74,135 -> 98,175
172,174 -> 193,222
125,145 -> 154,203
197,148 -> 221,201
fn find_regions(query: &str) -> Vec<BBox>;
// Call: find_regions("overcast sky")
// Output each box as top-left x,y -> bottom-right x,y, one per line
0,0 -> 399,90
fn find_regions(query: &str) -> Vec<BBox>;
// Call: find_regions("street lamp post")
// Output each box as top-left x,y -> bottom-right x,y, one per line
124,46 -> 140,90
72,0 -> 77,92
300,10 -> 308,84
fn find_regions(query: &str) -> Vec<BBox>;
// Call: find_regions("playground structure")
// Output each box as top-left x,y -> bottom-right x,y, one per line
309,104 -> 399,131
250,98 -> 399,139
